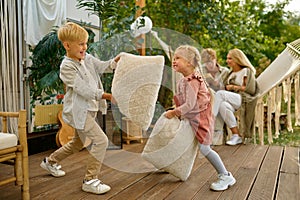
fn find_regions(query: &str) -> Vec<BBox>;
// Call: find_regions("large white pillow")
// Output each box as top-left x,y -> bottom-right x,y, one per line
142,114 -> 198,181
112,53 -> 164,131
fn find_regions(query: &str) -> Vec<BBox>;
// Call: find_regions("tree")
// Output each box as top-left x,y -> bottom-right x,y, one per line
145,0 -> 300,75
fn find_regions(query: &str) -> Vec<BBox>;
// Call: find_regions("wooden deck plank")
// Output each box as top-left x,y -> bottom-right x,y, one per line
217,145 -> 269,200
279,146 -> 299,174
0,144 -> 299,200
136,155 -> 207,200
276,146 -> 299,200
194,144 -> 256,200
164,145 -> 239,200
248,146 -> 283,200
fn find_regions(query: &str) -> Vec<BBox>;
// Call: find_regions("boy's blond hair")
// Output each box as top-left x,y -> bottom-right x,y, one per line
57,22 -> 88,42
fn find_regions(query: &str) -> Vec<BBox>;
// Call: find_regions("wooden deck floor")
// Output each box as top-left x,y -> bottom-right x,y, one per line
0,143 -> 299,200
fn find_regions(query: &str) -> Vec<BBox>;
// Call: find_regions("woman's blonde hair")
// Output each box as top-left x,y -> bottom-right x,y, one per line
57,22 -> 88,42
228,48 -> 256,74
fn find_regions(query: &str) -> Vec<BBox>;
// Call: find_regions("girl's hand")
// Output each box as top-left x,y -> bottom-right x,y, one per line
111,95 -> 117,105
165,110 -> 176,119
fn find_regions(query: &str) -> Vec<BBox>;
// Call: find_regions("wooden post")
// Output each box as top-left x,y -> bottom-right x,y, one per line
135,0 -> 146,56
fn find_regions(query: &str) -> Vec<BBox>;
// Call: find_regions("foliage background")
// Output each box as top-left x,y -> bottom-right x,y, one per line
29,0 -> 300,144
145,0 -> 300,74
29,0 -> 300,104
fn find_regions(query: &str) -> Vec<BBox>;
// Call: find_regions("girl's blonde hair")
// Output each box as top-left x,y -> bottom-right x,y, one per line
228,48 -> 256,74
174,45 -> 202,69
57,22 -> 88,42
174,45 -> 215,103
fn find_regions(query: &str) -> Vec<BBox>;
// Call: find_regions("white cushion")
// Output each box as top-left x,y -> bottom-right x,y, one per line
0,133 -> 18,150
112,53 -> 164,131
142,114 -> 198,181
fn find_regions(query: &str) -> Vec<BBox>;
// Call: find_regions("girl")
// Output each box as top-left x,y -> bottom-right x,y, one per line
165,45 -> 236,191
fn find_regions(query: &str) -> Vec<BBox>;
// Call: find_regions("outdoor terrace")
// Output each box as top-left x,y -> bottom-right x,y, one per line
0,142 -> 299,200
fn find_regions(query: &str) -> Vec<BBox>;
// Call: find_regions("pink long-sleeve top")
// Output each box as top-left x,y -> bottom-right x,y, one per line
173,72 -> 213,145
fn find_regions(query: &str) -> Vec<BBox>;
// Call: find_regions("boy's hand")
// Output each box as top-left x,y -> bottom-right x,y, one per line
114,52 -> 125,63
102,93 -> 118,105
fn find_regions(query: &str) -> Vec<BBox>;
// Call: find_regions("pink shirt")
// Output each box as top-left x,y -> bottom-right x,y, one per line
173,72 -> 213,145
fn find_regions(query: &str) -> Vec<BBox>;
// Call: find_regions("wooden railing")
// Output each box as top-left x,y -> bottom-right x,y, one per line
255,70 -> 300,145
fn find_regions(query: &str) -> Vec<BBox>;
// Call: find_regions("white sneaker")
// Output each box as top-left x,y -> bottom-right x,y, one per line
82,179 -> 111,194
40,157 -> 65,177
210,172 -> 236,191
226,134 -> 242,145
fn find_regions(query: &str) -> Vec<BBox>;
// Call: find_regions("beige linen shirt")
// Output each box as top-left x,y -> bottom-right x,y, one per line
60,53 -> 116,130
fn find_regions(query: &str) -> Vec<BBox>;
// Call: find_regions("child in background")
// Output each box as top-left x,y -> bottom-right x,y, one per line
40,22 -> 120,195
201,48 -> 230,145
165,45 -> 236,191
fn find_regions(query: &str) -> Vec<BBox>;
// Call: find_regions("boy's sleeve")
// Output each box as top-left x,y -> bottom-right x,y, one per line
60,63 -> 77,88
90,54 -> 115,74
60,62 -> 103,101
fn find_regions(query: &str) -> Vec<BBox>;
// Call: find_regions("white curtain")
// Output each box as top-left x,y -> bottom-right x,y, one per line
23,0 -> 66,47
0,0 -> 21,132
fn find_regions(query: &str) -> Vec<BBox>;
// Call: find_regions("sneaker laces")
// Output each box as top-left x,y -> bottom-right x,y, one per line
45,158 -> 62,170
215,174 -> 227,183
231,134 -> 239,138
52,163 -> 62,170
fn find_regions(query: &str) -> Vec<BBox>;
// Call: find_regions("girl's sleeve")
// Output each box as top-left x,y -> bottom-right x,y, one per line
174,80 -> 199,116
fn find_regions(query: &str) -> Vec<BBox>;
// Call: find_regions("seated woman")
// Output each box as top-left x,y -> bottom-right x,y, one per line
212,48 -> 258,145
200,48 -> 229,145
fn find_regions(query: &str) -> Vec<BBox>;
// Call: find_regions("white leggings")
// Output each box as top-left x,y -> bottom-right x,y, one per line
199,144 -> 227,175
212,90 -> 241,128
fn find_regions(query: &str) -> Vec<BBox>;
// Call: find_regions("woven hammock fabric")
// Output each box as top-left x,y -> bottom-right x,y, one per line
257,38 -> 300,97
112,53 -> 164,131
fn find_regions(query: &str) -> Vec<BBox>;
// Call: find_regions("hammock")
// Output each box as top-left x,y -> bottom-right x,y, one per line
256,39 -> 300,97
255,38 -> 300,144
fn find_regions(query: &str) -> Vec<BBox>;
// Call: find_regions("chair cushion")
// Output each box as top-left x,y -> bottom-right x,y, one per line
0,133 -> 18,150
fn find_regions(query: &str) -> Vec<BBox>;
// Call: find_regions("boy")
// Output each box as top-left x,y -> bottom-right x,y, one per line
40,22 -> 120,194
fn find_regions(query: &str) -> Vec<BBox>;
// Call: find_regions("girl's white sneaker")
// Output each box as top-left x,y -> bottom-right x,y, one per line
210,172 -> 236,191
